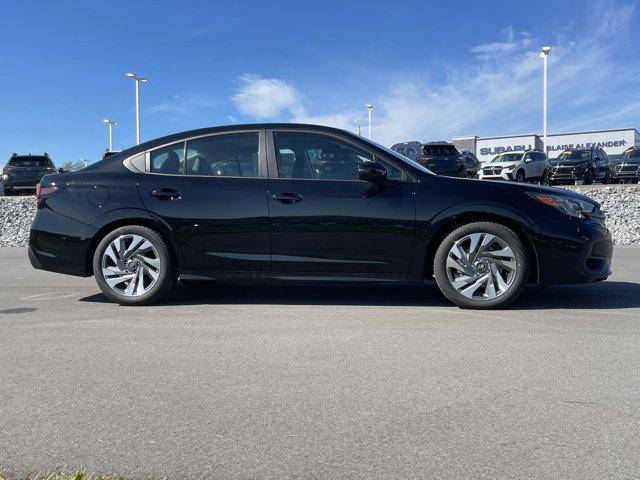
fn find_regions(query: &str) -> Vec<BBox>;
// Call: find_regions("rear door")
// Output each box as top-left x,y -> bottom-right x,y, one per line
266,129 -> 416,274
137,131 -> 271,272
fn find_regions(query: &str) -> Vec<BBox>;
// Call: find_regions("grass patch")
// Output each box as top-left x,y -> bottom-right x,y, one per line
0,469 -> 132,480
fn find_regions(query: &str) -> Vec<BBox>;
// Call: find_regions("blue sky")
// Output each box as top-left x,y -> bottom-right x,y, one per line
1,0 -> 638,165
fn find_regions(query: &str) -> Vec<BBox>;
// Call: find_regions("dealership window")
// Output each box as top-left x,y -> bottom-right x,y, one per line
150,143 -> 185,174
185,133 -> 259,177
274,131 -> 403,181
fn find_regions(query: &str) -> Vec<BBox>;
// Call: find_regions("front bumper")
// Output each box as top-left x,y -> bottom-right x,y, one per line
478,170 -> 514,181
536,217 -> 612,285
547,166 -> 588,183
611,165 -> 640,180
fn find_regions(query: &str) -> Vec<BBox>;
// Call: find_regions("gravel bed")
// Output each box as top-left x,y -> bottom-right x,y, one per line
1,185 -> 639,247
0,197 -> 37,247
563,185 -> 640,245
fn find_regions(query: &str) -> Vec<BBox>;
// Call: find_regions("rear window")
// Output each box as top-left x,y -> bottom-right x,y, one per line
8,157 -> 52,167
423,145 -> 458,156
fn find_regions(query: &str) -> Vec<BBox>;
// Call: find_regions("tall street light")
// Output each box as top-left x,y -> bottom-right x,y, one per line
540,47 -> 551,155
366,104 -> 373,139
102,119 -> 118,151
125,73 -> 148,145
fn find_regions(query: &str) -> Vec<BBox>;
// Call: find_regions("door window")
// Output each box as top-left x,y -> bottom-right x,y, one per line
274,132 -> 403,181
150,143 -> 185,174
186,132 -> 259,177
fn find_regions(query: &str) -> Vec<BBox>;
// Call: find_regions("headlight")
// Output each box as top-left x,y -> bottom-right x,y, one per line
529,193 -> 596,218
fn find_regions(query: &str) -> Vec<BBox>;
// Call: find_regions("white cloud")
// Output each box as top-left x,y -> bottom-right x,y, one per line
231,1 -> 639,146
232,74 -> 304,119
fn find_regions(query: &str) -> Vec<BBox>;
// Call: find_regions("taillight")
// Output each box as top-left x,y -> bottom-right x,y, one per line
36,183 -> 58,204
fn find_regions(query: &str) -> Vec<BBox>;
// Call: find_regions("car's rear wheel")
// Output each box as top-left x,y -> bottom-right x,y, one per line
92,225 -> 176,305
433,222 -> 529,309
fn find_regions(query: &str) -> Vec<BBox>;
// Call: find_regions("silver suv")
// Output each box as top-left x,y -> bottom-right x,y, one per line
479,150 -> 548,183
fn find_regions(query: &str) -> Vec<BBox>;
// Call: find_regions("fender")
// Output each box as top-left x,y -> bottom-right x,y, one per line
427,201 -> 539,234
413,201 -> 541,276
92,207 -> 185,269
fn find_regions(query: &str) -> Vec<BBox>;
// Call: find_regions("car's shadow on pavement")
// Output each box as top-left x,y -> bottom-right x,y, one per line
79,280 -> 640,310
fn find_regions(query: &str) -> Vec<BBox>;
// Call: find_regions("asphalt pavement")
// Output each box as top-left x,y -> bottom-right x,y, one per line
1,246 -> 640,479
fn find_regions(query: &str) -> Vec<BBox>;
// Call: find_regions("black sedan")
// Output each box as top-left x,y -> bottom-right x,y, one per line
29,124 -> 612,309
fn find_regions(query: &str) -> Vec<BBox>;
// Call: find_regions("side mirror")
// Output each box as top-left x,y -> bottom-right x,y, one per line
57,168 -> 65,173
524,157 -> 532,163
593,157 -> 600,162
358,161 -> 388,184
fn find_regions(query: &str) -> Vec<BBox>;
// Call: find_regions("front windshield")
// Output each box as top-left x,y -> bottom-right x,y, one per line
359,137 -> 433,175
556,150 -> 590,161
619,149 -> 640,160
491,153 -> 521,163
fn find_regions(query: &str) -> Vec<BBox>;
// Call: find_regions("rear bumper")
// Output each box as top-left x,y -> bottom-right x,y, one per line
29,207 -> 97,277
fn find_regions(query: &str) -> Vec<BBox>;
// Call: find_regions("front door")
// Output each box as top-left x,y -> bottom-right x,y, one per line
137,131 -> 271,272
267,130 -> 416,274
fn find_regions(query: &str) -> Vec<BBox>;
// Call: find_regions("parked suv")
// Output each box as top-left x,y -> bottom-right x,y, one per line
611,146 -> 640,183
479,150 -> 548,183
547,147 -> 613,185
2,153 -> 57,195
391,141 -> 477,177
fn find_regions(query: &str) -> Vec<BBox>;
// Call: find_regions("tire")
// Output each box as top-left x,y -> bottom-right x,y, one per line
515,170 -> 525,183
92,225 -> 176,305
540,169 -> 548,185
602,171 -> 611,184
583,169 -> 594,185
3,188 -> 11,196
433,222 -> 529,309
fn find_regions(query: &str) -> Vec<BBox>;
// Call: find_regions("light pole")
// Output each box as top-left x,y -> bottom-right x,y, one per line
125,73 -> 148,145
102,119 -> 118,151
366,104 -> 373,139
540,47 -> 551,155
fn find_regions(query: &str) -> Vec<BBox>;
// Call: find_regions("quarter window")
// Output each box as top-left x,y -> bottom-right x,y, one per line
186,132 -> 259,177
274,132 -> 403,181
150,143 -> 185,174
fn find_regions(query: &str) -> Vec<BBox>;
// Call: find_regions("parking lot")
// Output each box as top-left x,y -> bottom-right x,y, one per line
2,246 -> 640,478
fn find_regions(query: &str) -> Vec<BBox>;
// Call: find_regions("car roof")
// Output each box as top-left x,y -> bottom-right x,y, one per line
88,123 -> 419,172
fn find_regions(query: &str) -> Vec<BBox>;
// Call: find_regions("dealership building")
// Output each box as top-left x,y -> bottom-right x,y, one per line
453,127 -> 640,163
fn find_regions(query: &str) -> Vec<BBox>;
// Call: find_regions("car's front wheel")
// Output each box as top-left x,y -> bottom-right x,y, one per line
433,222 -> 529,309
92,225 -> 176,305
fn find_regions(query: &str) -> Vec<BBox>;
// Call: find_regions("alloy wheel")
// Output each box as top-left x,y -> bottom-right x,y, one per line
445,232 -> 517,301
101,234 -> 161,297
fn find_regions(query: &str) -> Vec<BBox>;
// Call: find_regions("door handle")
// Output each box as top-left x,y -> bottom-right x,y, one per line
272,192 -> 303,204
151,188 -> 181,200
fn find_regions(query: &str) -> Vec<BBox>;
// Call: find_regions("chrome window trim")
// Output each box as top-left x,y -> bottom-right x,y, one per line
122,130 -> 265,178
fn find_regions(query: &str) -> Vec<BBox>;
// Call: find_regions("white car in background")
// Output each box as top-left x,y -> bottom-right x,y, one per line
479,150 -> 549,183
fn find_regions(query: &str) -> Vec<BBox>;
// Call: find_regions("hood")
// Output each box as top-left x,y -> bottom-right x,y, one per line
442,176 -> 600,208
551,158 -> 589,166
